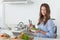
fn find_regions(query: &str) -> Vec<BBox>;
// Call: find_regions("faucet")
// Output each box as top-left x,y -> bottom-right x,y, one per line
17,22 -> 24,27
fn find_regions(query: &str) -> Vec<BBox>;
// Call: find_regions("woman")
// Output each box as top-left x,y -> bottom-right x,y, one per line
32,3 -> 57,38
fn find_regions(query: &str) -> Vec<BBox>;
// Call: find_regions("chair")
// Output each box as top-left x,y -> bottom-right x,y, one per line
51,18 -> 57,38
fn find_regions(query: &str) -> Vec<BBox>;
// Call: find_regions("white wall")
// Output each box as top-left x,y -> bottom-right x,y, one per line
5,2 -> 39,25
4,0 -> 60,25
0,0 -> 4,27
0,0 -> 60,35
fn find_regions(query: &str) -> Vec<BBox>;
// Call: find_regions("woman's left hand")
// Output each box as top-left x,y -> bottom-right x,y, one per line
35,30 -> 46,35
35,30 -> 40,33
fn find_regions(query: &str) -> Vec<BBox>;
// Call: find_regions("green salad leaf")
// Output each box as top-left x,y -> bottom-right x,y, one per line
22,33 -> 29,40
31,28 -> 40,30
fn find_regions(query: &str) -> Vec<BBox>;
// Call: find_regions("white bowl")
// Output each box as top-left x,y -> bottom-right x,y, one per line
31,30 -> 36,32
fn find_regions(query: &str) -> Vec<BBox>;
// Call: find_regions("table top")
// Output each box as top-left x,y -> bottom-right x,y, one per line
0,37 -> 59,40
0,28 -> 59,40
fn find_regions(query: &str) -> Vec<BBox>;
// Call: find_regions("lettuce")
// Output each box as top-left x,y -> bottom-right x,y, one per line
31,28 -> 40,30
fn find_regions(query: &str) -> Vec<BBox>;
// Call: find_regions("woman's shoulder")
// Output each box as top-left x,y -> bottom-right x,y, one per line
48,19 -> 54,22
47,19 -> 55,25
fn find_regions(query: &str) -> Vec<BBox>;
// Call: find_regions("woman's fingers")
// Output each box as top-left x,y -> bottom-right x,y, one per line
35,30 -> 40,33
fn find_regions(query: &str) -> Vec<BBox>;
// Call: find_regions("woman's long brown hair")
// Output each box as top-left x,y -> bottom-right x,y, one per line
37,3 -> 50,25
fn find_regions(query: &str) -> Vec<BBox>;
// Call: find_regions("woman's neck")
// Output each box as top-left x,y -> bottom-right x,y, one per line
43,16 -> 46,19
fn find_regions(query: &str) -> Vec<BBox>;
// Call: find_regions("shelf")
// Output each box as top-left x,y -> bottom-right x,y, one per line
2,0 -> 33,4
3,1 -> 28,4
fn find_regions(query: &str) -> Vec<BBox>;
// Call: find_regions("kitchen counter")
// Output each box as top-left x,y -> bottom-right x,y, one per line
0,24 -> 60,40
0,31 -> 60,40
0,30 -> 60,40
0,37 -> 60,40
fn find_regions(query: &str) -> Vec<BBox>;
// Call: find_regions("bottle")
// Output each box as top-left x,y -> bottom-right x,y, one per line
29,19 -> 35,29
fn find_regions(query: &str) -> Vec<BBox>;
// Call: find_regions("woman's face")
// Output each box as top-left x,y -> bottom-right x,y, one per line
41,6 -> 46,16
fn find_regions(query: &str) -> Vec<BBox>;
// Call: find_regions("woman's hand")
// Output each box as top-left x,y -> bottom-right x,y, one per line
35,30 -> 46,35
35,30 -> 40,33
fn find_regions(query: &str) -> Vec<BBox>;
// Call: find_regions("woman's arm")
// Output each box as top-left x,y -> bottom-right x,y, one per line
43,20 -> 56,38
36,19 -> 56,38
